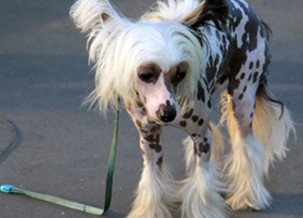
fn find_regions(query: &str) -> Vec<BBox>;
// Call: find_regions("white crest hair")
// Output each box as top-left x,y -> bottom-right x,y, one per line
141,0 -> 200,23
70,0 -> 206,112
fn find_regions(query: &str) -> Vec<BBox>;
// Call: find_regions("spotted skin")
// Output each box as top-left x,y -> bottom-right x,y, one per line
125,0 -> 272,213
127,0 -> 271,172
201,0 -> 270,137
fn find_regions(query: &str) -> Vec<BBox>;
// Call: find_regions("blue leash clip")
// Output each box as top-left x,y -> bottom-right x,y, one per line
0,184 -> 14,193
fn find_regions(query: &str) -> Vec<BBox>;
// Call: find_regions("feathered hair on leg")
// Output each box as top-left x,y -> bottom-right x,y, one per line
253,86 -> 296,175
127,164 -> 179,218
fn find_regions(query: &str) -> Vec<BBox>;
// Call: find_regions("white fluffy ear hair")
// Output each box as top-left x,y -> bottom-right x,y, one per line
70,0 -> 120,32
70,0 -> 132,112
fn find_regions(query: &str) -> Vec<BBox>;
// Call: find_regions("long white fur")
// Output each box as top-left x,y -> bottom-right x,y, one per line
127,164 -> 178,218
181,162 -> 226,218
141,0 -> 200,23
70,0 -> 205,112
224,132 -> 271,210
219,91 -> 295,210
253,93 -> 296,175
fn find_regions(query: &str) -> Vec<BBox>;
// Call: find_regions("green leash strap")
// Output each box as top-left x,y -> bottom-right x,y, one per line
0,98 -> 120,216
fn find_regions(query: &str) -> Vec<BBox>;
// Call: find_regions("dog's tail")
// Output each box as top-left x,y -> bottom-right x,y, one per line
253,83 -> 296,175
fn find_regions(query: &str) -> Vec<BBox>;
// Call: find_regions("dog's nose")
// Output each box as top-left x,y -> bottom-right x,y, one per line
157,103 -> 176,122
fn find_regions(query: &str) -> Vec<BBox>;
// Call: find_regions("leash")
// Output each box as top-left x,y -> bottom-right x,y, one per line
0,117 -> 17,157
0,97 -> 120,216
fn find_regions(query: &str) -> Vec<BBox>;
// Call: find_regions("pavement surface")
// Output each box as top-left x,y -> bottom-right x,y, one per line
0,0 -> 302,217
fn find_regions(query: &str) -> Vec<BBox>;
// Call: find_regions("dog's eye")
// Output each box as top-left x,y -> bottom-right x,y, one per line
176,71 -> 186,81
139,72 -> 154,83
173,71 -> 186,83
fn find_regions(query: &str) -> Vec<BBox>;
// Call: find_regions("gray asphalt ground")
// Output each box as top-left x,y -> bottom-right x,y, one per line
0,0 -> 302,217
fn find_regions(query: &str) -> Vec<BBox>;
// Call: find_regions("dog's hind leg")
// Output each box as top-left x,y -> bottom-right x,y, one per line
221,82 -> 272,211
252,86 -> 295,175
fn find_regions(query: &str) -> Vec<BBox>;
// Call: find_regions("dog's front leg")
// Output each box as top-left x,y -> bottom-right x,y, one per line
181,127 -> 226,218
177,80 -> 226,218
125,102 -> 176,218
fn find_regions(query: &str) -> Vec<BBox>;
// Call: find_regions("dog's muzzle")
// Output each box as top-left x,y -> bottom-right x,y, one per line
156,102 -> 176,123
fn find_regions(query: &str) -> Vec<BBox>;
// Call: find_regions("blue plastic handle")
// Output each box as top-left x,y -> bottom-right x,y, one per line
0,184 -> 14,193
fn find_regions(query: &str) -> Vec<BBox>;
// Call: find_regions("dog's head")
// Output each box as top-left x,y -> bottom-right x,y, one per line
70,0 -> 228,123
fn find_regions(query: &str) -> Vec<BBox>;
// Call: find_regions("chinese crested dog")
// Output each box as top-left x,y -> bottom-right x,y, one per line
70,0 -> 295,217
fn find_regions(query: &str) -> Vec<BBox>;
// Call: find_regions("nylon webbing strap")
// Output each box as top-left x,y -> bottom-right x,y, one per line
0,98 -> 120,216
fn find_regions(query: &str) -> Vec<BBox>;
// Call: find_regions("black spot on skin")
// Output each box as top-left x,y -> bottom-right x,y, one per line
239,93 -> 244,100
240,73 -> 246,80
143,132 -> 160,144
156,156 -> 163,165
243,85 -> 247,93
192,133 -> 197,137
203,78 -> 210,93
180,120 -> 187,127
250,112 -> 254,118
192,116 -> 199,122
183,108 -> 194,119
140,108 -> 147,115
207,100 -> 212,109
197,81 -> 205,102
150,125 -> 160,133
256,60 -> 260,68
242,32 -> 248,44
249,61 -> 254,69
199,143 -> 210,153
227,1 -> 265,94
144,134 -> 154,142
219,74 -> 227,85
136,99 -> 144,108
228,78 -> 240,95
149,143 -> 162,153
253,72 -> 259,83
198,118 -> 204,126
135,120 -> 142,129
248,73 -> 252,81
203,137 -> 208,143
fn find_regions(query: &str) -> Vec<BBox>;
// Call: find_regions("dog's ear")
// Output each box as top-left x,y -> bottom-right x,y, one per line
70,0 -> 121,32
182,0 -> 229,31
